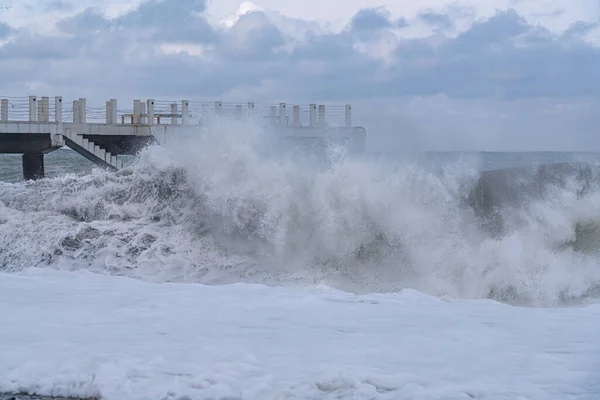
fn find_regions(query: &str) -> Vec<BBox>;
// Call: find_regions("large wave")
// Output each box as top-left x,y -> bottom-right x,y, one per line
1,121 -> 600,306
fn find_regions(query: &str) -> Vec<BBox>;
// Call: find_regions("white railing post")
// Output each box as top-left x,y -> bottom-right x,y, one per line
247,102 -> 255,119
170,103 -> 178,125
292,105 -> 300,126
133,99 -> 141,124
37,96 -> 49,122
37,98 -> 43,122
235,104 -> 242,120
110,99 -> 117,124
309,104 -> 316,127
279,102 -> 286,126
147,99 -> 155,125
43,96 -> 50,122
345,104 -> 352,127
79,98 -> 86,123
105,101 -> 110,123
55,97 -> 62,123
29,96 -> 37,121
181,100 -> 189,125
318,105 -> 325,127
201,103 -> 210,125
73,100 -> 79,123
140,102 -> 147,124
214,101 -> 222,118
269,106 -> 276,125
1,99 -> 7,121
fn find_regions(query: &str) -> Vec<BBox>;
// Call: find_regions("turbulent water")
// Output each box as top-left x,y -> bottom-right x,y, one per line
2,123 -> 600,307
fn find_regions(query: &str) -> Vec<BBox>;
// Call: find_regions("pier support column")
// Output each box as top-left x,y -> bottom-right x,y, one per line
22,153 -> 44,180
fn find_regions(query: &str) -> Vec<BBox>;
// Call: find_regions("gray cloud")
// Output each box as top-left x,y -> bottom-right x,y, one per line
44,0 -> 73,11
0,3 -> 599,151
417,11 -> 454,30
0,21 -> 11,39
350,7 -> 393,30
1,5 -> 597,101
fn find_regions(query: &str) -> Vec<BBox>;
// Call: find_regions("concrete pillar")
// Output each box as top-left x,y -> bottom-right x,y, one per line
292,105 -> 300,126
214,101 -> 222,117
147,99 -> 155,125
181,100 -> 189,125
309,104 -> 316,127
37,98 -> 43,122
109,99 -> 117,124
39,96 -> 50,122
78,98 -> 86,123
133,99 -> 141,124
279,103 -> 286,126
29,96 -> 37,121
22,153 -> 44,180
55,97 -> 62,122
247,102 -> 255,119
235,104 -> 242,120
170,103 -> 178,125
140,102 -> 146,124
1,99 -> 8,122
105,101 -> 110,123
318,105 -> 326,127
345,104 -> 352,127
201,104 -> 209,125
73,100 -> 79,123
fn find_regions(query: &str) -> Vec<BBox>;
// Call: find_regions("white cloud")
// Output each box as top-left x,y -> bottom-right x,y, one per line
0,0 -> 599,151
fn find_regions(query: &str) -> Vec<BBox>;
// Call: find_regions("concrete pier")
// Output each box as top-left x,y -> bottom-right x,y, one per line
0,95 -> 366,180
22,152 -> 44,180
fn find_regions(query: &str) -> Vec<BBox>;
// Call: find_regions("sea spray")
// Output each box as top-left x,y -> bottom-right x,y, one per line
1,121 -> 600,305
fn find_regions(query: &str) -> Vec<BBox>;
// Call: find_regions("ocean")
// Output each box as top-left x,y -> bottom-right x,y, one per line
1,128 -> 599,399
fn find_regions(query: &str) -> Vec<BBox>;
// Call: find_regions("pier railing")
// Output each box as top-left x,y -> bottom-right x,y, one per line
0,96 -> 353,128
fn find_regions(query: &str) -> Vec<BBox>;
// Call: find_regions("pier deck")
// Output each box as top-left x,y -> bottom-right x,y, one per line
0,96 -> 366,179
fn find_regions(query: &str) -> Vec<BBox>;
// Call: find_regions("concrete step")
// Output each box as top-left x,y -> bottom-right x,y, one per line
63,132 -> 121,171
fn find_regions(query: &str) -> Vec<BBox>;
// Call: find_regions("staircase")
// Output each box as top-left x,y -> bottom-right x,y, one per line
62,128 -> 123,170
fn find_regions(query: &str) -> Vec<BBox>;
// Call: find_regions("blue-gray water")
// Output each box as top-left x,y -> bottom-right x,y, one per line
2,142 -> 600,306
3,148 -> 600,182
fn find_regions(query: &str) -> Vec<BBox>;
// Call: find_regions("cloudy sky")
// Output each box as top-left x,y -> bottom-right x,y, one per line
0,0 -> 599,151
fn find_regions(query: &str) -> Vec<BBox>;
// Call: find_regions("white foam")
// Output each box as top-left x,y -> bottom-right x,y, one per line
0,268 -> 598,399
0,121 -> 599,305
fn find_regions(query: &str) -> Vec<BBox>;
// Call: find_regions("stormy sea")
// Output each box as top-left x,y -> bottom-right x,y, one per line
1,125 -> 599,399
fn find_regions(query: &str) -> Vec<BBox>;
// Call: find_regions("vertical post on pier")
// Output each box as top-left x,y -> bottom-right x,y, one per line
29,96 -> 37,122
147,99 -> 155,125
133,99 -> 141,124
269,106 -> 276,125
73,100 -> 79,123
292,105 -> 300,127
170,103 -> 178,125
109,99 -> 117,124
1,99 -> 8,122
37,98 -> 43,122
181,100 -> 189,125
309,104 -> 316,127
105,101 -> 110,123
235,105 -> 242,120
55,97 -> 62,123
214,101 -> 222,124
42,97 -> 50,122
345,104 -> 352,127
79,98 -> 86,123
318,105 -> 326,127
140,102 -> 147,124
247,102 -> 255,119
37,96 -> 49,122
279,103 -> 286,126
201,104 -> 209,126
